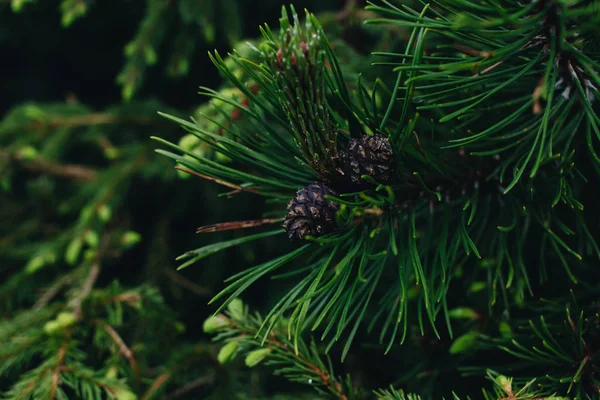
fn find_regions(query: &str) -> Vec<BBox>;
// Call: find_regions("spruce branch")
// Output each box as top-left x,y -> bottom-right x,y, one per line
49,339 -> 69,400
67,231 -> 110,319
93,319 -> 141,388
205,299 -> 358,400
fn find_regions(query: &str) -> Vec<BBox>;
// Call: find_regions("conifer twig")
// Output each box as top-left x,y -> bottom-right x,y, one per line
68,233 -> 111,319
69,262 -> 101,320
94,320 -> 141,387
23,113 -> 164,130
49,339 -> 69,399
270,338 -> 349,400
0,149 -> 98,181
33,273 -> 75,310
141,373 -> 171,400
230,321 -> 350,400
163,374 -> 215,399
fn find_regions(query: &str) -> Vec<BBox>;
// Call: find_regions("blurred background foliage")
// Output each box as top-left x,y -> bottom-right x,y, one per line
0,0 -> 407,398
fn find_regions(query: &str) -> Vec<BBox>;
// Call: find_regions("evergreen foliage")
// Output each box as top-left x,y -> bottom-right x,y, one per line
4,0 -> 600,399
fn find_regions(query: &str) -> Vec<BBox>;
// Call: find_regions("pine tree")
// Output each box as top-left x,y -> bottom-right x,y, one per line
155,1 -> 600,399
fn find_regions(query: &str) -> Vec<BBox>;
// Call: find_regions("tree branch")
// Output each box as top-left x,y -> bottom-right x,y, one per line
49,339 -> 69,399
0,149 -> 98,181
231,321 -> 350,400
267,335 -> 349,400
163,374 -> 215,400
141,373 -> 171,400
94,319 -> 141,388
33,273 -> 75,310
23,113 -> 164,130
68,233 -> 111,319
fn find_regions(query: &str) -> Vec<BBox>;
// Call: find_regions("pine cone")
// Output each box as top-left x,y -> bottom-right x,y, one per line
283,183 -> 339,240
341,134 -> 394,185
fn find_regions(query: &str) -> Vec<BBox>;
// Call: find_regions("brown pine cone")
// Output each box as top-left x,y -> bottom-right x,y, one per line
341,134 -> 394,185
283,183 -> 339,240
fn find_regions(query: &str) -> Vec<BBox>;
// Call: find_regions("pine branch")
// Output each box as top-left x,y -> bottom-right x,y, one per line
156,5 -> 598,362
366,0 -> 600,189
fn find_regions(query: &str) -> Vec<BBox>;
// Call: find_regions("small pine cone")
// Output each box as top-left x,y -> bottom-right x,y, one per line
343,134 -> 394,185
283,183 -> 339,240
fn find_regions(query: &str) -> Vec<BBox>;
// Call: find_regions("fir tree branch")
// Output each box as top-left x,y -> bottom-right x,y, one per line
262,333 -> 349,400
69,261 -> 101,320
93,319 -> 141,388
49,339 -> 69,400
207,300 -> 355,400
68,232 -> 111,319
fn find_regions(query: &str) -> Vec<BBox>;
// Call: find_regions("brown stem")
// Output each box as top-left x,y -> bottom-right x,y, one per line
163,374 -> 215,400
23,113 -> 164,130
267,334 -> 348,400
196,218 -> 284,234
68,262 -> 100,320
34,273 -> 75,310
49,340 -> 69,399
141,373 -> 171,400
232,321 -> 349,400
94,320 -> 141,388
0,149 -> 97,181
68,233 -> 111,319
